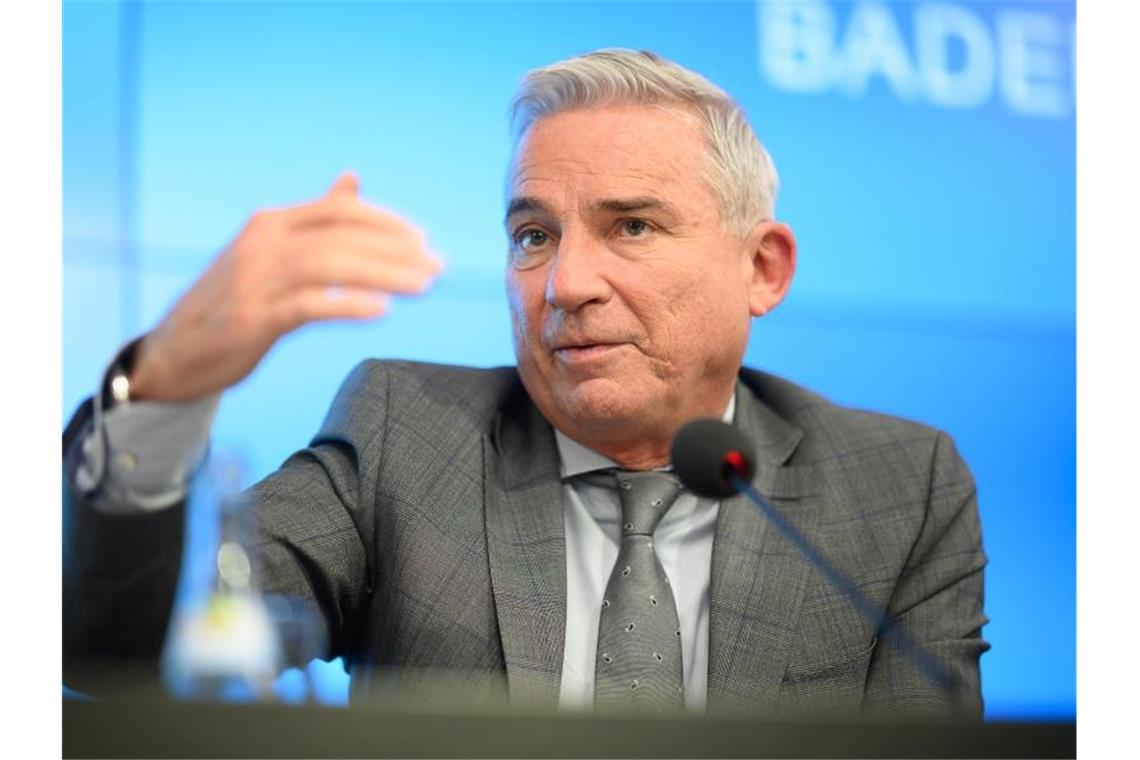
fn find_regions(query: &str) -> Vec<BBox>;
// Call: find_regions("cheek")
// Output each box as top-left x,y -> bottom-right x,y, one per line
505,275 -> 522,322
505,272 -> 545,349
654,269 -> 750,349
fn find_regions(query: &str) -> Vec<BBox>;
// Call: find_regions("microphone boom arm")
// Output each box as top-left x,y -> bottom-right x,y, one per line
728,473 -> 957,695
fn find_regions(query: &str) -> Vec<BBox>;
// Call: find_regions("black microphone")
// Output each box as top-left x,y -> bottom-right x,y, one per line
671,418 -> 756,498
670,418 -> 957,694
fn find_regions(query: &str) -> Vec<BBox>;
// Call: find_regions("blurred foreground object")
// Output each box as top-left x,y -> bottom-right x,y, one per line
63,696 -> 1075,759
161,454 -> 326,702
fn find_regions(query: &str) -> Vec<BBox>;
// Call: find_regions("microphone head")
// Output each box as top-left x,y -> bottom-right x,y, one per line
670,419 -> 756,498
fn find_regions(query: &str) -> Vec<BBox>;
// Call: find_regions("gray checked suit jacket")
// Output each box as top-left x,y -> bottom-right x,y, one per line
63,360 -> 988,717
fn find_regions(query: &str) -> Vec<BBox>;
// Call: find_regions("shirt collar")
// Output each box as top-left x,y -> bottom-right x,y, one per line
554,392 -> 737,479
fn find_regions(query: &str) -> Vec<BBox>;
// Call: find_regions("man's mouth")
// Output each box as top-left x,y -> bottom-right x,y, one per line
552,342 -> 625,362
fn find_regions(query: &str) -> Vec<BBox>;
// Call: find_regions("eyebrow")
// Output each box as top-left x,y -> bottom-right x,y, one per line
593,196 -> 681,219
504,195 -> 682,225
504,196 -> 549,224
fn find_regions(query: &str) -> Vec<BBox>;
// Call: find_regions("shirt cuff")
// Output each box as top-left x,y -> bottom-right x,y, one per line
76,393 -> 220,514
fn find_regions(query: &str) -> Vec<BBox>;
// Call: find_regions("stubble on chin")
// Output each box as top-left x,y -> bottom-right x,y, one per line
547,373 -> 661,440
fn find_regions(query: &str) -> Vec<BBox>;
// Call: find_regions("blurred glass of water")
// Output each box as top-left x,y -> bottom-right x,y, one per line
161,451 -> 326,703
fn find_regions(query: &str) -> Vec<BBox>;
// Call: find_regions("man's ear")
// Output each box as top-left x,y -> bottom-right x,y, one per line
745,221 -> 797,317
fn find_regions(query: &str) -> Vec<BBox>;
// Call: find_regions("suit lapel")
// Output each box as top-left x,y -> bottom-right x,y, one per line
482,389 -> 567,708
707,379 -> 824,712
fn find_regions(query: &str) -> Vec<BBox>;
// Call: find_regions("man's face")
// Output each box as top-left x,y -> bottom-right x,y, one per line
504,104 -> 764,460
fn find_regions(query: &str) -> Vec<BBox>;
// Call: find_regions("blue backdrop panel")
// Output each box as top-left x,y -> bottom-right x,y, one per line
63,0 -> 1074,718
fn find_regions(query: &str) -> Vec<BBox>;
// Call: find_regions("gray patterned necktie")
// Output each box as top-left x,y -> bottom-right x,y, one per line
589,470 -> 686,711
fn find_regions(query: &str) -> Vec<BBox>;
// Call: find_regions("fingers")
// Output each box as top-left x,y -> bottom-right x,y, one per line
271,226 -> 442,296
283,198 -> 404,233
291,225 -> 441,270
327,171 -> 360,198
282,175 -> 411,235
270,286 -> 390,333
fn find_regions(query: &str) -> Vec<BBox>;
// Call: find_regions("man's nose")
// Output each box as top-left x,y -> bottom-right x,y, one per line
545,228 -> 612,310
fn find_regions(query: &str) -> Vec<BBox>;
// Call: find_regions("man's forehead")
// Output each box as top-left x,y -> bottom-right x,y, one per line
513,105 -> 702,164
506,104 -> 711,209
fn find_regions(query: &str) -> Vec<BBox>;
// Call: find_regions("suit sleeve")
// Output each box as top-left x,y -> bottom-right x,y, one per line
63,361 -> 383,692
861,431 -> 990,719
63,397 -> 189,688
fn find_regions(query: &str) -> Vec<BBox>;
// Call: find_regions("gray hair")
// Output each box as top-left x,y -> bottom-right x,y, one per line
510,49 -> 779,237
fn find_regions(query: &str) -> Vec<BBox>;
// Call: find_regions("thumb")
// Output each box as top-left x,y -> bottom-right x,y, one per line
327,171 -> 360,198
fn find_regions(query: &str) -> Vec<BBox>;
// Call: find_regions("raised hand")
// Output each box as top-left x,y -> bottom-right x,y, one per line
128,173 -> 442,402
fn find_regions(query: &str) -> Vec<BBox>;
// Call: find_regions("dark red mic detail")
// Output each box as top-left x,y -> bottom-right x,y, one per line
723,450 -> 749,478
671,418 -> 756,498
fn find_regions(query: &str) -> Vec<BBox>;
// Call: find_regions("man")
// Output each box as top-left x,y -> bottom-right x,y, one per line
63,50 -> 988,717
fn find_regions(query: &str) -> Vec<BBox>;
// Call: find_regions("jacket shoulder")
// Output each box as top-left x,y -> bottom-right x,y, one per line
739,367 -> 947,466
317,359 -> 523,445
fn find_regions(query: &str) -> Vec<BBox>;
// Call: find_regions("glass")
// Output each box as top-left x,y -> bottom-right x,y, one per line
161,452 -> 282,702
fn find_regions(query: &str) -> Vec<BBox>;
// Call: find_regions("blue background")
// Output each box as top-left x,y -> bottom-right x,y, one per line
63,0 -> 1074,719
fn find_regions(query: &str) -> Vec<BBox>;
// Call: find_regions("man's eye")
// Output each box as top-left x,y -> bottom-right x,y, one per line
622,219 -> 651,237
516,228 -> 549,250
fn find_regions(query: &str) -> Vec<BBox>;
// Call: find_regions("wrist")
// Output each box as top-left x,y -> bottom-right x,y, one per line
126,334 -> 170,402
101,336 -> 145,411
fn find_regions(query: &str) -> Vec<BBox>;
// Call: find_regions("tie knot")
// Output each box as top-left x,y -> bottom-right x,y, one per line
587,470 -> 683,536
